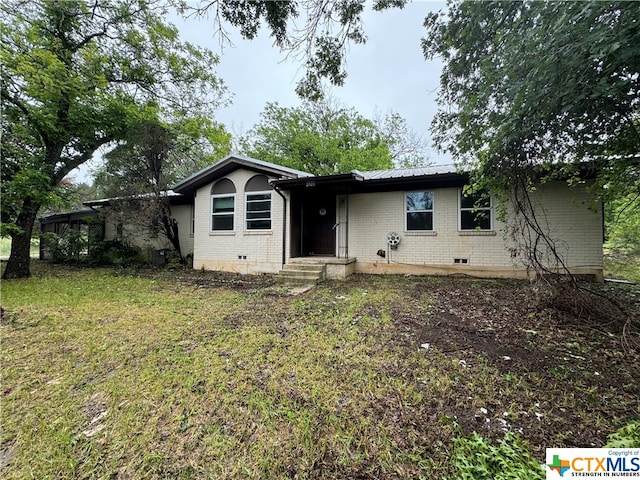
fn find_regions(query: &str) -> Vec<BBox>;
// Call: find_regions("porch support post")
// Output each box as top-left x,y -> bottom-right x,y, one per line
273,185 -> 287,267
337,193 -> 350,259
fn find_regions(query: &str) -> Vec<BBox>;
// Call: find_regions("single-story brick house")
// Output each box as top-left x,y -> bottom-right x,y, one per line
169,155 -> 603,281
39,192 -> 194,264
41,154 -> 603,280
83,191 -> 195,262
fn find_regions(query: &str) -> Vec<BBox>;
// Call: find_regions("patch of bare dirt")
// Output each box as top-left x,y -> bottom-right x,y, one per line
114,265 -> 278,290
82,392 -> 109,438
314,273 -> 638,461
379,275 -> 639,452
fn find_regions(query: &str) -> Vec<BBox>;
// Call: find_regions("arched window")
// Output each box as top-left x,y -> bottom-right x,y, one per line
211,179 -> 236,231
245,175 -> 272,230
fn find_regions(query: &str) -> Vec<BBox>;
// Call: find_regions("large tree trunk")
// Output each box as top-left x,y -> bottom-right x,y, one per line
160,202 -> 182,261
2,197 -> 41,279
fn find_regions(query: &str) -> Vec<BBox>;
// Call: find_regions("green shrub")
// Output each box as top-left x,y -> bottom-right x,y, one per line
165,248 -> 184,267
603,251 -> 640,283
89,239 -> 145,266
605,421 -> 640,448
41,230 -> 87,261
606,194 -> 640,255
449,432 -> 544,480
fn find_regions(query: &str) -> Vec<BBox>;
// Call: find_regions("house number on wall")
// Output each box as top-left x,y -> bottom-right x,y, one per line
319,208 -> 327,216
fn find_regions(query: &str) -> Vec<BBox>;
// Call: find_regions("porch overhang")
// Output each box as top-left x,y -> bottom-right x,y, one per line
83,191 -> 192,208
39,208 -> 99,226
271,172 -> 364,194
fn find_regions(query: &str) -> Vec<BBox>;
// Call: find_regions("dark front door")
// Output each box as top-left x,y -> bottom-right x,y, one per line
303,194 -> 336,256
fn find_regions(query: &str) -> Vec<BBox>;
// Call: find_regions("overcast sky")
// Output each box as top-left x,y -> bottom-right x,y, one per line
75,1 -> 449,182
183,1 -> 449,162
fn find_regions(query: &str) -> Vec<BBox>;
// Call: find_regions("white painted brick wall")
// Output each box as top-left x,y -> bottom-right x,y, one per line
347,182 -> 602,272
104,204 -> 193,256
193,169 -> 285,274
522,181 -> 603,270
188,171 -> 602,279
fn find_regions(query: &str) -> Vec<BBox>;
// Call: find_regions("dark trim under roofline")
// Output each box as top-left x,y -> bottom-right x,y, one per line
39,208 -> 99,225
359,172 -> 469,192
274,172 -> 363,187
272,171 -> 469,194
83,191 -> 191,208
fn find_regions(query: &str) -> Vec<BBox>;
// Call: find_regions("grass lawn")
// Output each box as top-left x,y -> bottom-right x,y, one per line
604,249 -> 640,284
0,237 -> 39,258
1,262 -> 638,479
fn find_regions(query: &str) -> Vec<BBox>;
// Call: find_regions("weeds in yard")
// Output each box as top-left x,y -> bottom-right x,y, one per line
1,262 -> 637,478
605,421 -> 640,448
447,431 -> 544,480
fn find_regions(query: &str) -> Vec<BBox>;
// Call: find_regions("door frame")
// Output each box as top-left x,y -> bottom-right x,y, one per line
301,192 -> 336,256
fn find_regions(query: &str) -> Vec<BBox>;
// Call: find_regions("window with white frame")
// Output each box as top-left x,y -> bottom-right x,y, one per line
245,175 -> 273,231
406,191 -> 434,231
245,192 -> 272,230
211,178 -> 236,231
459,189 -> 492,230
211,195 -> 235,230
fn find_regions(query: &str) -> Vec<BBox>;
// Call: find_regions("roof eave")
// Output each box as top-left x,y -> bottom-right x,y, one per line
273,171 -> 469,192
172,155 -> 312,195
39,208 -> 100,224
362,172 -> 469,190
83,191 -> 187,208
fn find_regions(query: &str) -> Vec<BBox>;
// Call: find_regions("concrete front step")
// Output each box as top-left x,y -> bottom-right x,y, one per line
279,263 -> 326,285
282,264 -> 325,272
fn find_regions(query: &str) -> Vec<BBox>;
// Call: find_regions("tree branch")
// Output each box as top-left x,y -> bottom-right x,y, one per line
1,87 -> 31,118
1,87 -> 50,145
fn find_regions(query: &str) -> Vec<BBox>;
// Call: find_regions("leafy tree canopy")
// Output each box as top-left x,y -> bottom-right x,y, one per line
177,0 -> 408,100
94,117 -> 231,199
1,0 -> 228,278
240,99 -> 399,175
374,110 -> 431,168
606,192 -> 640,254
92,117 -> 231,258
422,1 -> 640,199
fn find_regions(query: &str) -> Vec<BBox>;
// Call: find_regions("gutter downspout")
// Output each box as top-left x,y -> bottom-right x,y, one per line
273,185 -> 287,268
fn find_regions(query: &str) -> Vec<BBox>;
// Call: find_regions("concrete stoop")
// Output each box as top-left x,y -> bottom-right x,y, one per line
278,263 -> 326,285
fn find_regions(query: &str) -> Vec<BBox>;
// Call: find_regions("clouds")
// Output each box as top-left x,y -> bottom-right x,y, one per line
172,1 -> 449,163
71,2 -> 449,183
